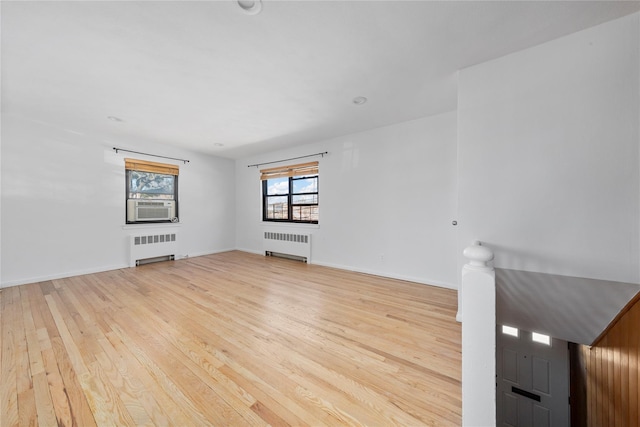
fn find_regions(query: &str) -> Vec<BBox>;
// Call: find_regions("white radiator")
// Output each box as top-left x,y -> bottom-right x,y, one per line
263,232 -> 311,263
129,233 -> 178,267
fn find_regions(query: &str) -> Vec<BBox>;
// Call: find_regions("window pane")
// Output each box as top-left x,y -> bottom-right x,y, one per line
292,177 -> 317,194
262,173 -> 319,223
129,171 -> 174,197
265,196 -> 288,220
292,194 -> 318,204
532,332 -> 551,345
266,177 -> 289,195
292,205 -> 318,222
502,325 -> 519,337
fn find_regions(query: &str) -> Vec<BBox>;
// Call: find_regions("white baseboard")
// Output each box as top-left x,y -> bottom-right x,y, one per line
235,248 -> 263,256
175,248 -> 237,260
311,260 -> 457,290
2,249 -> 458,293
1,263 -> 130,289
234,248 -> 458,290
0,248 -> 239,289
234,252 -> 456,290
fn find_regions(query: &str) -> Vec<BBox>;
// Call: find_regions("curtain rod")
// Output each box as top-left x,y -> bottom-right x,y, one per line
113,147 -> 190,164
247,151 -> 328,168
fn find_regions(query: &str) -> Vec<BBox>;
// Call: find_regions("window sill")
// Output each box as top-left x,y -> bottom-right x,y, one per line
260,222 -> 320,230
122,223 -> 182,231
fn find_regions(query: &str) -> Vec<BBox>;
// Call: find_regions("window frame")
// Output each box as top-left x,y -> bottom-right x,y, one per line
125,158 -> 179,224
261,163 -> 319,224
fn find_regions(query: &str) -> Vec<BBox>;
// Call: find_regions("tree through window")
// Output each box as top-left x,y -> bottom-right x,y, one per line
125,158 -> 179,223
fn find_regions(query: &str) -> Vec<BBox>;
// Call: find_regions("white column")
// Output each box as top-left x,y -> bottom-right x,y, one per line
461,241 -> 496,427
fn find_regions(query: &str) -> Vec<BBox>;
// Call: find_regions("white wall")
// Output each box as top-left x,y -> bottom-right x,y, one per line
236,112 -> 458,288
457,15 -> 639,421
457,12 -> 640,284
1,113 -> 236,287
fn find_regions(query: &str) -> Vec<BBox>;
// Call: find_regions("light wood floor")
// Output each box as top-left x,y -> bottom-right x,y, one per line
1,251 -> 461,426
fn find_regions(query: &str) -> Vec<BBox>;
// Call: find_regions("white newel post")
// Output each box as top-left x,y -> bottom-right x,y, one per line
461,241 -> 496,427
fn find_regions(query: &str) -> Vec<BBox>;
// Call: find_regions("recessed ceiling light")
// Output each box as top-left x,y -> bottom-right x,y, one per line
352,96 -> 368,105
238,0 -> 262,15
213,143 -> 224,147
107,116 -> 124,122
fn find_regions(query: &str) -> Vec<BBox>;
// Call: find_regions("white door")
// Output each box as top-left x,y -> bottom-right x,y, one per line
496,326 -> 569,427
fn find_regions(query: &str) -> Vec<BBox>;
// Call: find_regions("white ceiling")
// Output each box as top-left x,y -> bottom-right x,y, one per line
3,1 -> 639,159
496,269 -> 640,345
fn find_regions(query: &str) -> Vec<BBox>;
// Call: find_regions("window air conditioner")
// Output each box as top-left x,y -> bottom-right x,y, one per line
127,200 -> 176,222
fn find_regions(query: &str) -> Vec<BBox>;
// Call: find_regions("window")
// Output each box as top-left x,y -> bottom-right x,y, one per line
128,170 -> 175,200
531,332 -> 551,345
501,325 -> 519,337
261,162 -> 319,224
125,158 -> 179,223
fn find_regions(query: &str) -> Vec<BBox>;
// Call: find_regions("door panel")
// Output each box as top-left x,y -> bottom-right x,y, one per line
504,393 -> 518,426
532,357 -> 550,394
503,348 -> 519,383
517,398 -> 532,427
496,327 -> 569,426
533,405 -> 550,427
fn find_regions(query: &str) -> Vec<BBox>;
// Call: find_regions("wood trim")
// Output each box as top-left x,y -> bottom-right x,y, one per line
579,292 -> 640,426
260,161 -> 318,180
125,158 -> 179,175
591,290 -> 640,347
569,342 -> 587,427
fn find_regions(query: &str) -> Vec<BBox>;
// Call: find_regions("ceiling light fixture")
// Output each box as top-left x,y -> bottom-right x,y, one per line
352,96 -> 368,105
237,0 -> 262,15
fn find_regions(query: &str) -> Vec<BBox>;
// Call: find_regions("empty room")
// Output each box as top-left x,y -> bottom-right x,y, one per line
2,1 -> 640,426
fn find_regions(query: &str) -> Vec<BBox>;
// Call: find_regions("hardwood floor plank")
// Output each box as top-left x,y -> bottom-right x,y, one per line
102,328 -> 197,426
16,301 -> 35,427
30,283 -> 96,427
1,251 -> 461,426
2,287 -> 21,427
87,355 -> 141,426
136,275 -> 411,424
107,321 -> 225,426
116,303 -> 268,426
41,345 -> 75,427
293,384 -> 368,427
95,335 -> 172,426
250,400 -> 291,427
87,277 -> 255,425
17,388 -> 36,427
20,287 -> 45,377
43,294 -> 89,377
219,364 -> 313,426
44,293 -> 119,426
32,371 -> 58,426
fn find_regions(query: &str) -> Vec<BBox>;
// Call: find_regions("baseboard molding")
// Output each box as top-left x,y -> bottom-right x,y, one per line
235,248 -> 264,256
1,248 -> 239,289
176,248 -> 237,260
2,249 -> 458,292
248,254 -> 456,290
233,249 -> 457,290
312,260 -> 457,290
1,263 -> 130,289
